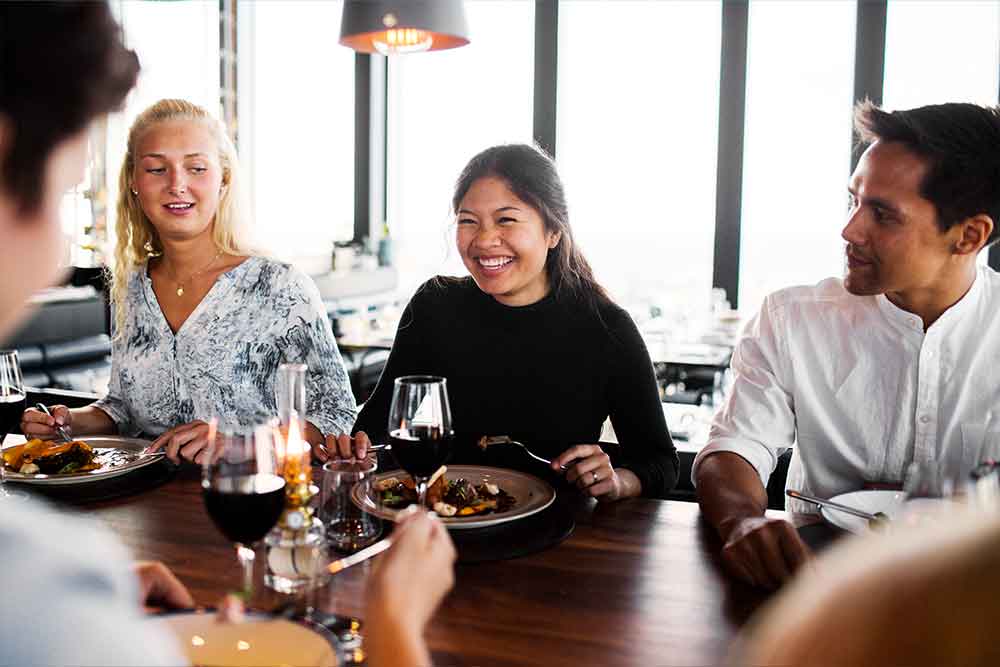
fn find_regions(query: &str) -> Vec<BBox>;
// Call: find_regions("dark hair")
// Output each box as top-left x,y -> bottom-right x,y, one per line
0,1 -> 139,214
854,100 -> 1000,247
451,143 -> 613,313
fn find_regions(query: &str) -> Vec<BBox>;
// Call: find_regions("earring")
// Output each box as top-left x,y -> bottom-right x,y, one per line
131,188 -> 138,196
143,240 -> 156,254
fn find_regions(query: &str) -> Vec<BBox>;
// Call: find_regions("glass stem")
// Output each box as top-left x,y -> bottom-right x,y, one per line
416,478 -> 429,509
236,542 -> 255,597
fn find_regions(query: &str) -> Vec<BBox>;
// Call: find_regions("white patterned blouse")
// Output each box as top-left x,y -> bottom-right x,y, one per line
93,256 -> 356,438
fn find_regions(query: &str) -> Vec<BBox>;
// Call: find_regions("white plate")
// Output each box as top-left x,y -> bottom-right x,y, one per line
352,465 -> 556,530
154,610 -> 337,667
2,436 -> 163,486
819,490 -> 905,534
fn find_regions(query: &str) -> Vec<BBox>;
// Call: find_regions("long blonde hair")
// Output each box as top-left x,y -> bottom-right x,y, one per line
110,98 -> 254,335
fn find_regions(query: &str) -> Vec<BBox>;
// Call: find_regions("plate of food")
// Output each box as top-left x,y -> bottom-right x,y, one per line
351,465 -> 556,530
2,436 -> 164,486
152,609 -> 338,667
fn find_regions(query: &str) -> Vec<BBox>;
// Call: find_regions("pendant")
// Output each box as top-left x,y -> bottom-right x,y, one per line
176,286 -> 184,297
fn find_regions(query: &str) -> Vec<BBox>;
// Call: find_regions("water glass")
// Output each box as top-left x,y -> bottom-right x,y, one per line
320,459 -> 382,553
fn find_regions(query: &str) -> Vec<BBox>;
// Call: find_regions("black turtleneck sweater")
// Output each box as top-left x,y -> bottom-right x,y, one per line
354,277 -> 678,498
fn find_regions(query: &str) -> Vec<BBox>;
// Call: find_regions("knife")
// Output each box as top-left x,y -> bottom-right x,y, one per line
327,537 -> 392,575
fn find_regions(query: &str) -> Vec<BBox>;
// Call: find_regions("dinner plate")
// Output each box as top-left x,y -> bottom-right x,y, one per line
352,465 -> 556,530
819,490 -> 905,535
153,610 -> 338,667
2,436 -> 163,486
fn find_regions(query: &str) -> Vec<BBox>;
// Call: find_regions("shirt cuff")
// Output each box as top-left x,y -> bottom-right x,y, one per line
691,438 -> 779,489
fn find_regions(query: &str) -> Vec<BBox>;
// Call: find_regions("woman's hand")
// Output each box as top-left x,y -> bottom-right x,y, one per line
20,404 -> 71,439
313,430 -> 372,463
552,444 -> 636,501
147,420 -> 213,464
365,509 -> 456,667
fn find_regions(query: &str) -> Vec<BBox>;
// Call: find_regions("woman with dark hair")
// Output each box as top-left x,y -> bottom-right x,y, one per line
322,144 -> 678,500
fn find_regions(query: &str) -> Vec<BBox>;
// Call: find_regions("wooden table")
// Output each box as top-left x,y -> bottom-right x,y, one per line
57,465 -> 779,667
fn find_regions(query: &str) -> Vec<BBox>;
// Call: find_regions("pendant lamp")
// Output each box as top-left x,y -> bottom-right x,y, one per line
339,0 -> 470,55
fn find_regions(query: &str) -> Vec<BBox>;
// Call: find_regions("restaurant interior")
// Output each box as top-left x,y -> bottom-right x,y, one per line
3,1 -> 1000,666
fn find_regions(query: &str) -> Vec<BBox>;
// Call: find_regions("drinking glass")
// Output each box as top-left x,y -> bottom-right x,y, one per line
320,459 -> 381,553
0,350 -> 27,499
387,375 -> 453,508
901,460 -> 960,526
202,421 -> 285,596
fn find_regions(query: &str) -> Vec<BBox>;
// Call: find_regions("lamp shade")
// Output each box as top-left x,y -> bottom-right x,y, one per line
339,0 -> 469,55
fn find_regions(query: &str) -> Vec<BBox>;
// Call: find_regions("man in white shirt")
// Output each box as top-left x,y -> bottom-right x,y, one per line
693,101 -> 1000,589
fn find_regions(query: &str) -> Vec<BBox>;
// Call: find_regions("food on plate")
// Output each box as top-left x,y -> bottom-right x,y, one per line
2,438 -> 99,474
375,466 -> 516,517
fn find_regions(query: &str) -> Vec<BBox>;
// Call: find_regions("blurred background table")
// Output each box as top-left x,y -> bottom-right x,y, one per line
44,464 -> 782,666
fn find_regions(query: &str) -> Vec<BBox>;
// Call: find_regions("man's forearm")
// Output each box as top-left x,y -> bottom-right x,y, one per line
695,451 -> 770,542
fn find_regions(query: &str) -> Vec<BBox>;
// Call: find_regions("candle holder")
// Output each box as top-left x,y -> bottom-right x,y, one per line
264,364 -> 327,594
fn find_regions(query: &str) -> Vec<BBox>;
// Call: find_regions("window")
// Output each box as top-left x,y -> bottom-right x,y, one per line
883,0 -> 1000,268
883,0 -> 1000,111
240,1 -> 355,266
104,0 -> 221,257
738,0 -> 857,314
386,1 -> 535,296
557,0 -> 722,312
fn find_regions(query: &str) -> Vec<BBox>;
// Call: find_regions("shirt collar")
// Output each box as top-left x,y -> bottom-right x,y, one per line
875,267 -> 983,334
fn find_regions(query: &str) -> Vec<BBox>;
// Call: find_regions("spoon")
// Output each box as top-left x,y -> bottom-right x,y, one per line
786,489 -> 891,529
35,403 -> 72,443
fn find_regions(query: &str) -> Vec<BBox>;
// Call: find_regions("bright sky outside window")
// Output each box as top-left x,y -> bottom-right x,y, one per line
246,1 -> 355,263
386,0 -> 534,297
738,0 -> 856,315
557,0 -> 722,317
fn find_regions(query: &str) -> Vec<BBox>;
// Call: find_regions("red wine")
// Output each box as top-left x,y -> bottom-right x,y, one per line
0,393 -> 26,442
203,473 -> 286,545
389,427 -> 453,479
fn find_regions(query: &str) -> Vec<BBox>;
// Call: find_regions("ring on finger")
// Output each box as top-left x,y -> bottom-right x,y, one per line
591,471 -> 598,484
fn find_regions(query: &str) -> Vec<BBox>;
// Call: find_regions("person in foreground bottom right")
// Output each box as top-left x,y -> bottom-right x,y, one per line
738,507 -> 1000,666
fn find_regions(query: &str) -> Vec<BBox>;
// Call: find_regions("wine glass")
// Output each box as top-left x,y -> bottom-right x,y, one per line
387,375 -> 453,509
202,420 -> 285,596
0,350 -> 27,499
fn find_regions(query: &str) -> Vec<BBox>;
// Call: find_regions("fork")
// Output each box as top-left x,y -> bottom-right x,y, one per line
478,436 -> 567,471
35,403 -> 72,443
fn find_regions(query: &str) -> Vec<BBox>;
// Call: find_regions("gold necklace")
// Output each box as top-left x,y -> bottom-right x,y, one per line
164,251 -> 223,297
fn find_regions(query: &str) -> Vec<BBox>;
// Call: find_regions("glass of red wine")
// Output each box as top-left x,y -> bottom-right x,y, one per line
202,420 -> 286,596
0,350 -> 27,499
388,375 -> 453,510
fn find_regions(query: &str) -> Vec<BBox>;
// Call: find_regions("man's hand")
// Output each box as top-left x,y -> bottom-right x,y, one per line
719,516 -> 811,589
133,561 -> 194,610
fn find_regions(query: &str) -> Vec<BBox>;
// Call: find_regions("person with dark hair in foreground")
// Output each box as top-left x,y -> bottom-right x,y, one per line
694,101 -> 1000,589
320,143 -> 679,501
0,3 -> 453,665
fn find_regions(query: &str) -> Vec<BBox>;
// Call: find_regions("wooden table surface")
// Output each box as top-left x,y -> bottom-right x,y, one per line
58,464 -> 780,667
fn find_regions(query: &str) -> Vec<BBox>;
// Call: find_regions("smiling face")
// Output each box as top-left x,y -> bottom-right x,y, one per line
456,176 -> 561,307
131,119 -> 224,244
842,140 -> 957,299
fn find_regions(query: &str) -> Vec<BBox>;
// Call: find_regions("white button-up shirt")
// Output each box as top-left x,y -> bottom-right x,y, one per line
693,265 -> 1000,512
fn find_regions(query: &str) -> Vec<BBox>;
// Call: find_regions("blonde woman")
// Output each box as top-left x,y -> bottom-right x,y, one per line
21,99 -> 356,462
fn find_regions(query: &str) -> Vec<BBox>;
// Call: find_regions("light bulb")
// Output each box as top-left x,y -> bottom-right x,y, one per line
373,28 -> 434,55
